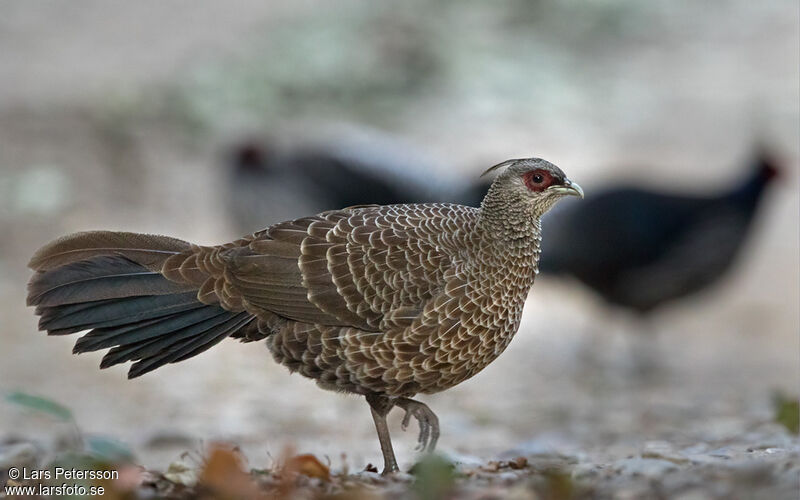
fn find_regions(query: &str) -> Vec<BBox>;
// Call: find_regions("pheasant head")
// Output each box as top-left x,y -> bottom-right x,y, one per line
479,158 -> 583,239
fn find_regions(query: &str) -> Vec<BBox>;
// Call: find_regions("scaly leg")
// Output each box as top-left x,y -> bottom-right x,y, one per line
395,397 -> 440,453
366,393 -> 399,475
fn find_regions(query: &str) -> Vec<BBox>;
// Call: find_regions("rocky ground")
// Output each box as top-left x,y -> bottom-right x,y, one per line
2,417 -> 798,498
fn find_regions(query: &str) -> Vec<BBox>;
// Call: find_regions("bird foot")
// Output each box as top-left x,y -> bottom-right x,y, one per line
395,398 -> 440,453
381,465 -> 400,476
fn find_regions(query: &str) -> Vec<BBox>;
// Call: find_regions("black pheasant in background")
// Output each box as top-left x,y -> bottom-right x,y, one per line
224,133 -> 491,233
539,150 -> 781,314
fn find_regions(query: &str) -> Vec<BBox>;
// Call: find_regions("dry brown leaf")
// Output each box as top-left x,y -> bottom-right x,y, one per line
95,465 -> 143,500
283,453 -> 331,481
198,443 -> 262,499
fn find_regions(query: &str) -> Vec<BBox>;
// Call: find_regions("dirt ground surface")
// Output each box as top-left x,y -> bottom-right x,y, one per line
1,1 -> 798,498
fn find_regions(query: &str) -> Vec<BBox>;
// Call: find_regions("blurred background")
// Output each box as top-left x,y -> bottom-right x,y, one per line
0,0 -> 797,488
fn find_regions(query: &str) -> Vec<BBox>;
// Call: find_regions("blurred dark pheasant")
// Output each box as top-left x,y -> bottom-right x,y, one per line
225,136 -> 491,233
540,150 -> 780,313
27,158 -> 583,474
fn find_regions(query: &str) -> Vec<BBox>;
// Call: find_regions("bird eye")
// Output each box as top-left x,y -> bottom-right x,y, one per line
523,170 -> 551,192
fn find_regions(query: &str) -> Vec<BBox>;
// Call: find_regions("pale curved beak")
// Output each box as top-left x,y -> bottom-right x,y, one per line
548,179 -> 584,198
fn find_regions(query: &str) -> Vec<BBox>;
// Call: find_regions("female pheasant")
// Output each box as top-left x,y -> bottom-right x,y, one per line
27,158 -> 583,473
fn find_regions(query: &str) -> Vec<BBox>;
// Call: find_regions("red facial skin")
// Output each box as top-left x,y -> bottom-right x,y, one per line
522,169 -> 559,192
760,161 -> 780,181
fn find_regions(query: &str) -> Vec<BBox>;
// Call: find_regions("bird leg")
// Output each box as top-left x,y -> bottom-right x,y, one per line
366,393 -> 399,475
395,397 -> 440,453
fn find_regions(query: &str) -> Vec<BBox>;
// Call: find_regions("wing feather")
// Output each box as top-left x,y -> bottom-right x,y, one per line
202,204 -> 478,331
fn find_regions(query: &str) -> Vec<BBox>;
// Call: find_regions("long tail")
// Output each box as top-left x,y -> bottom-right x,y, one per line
26,231 -> 255,378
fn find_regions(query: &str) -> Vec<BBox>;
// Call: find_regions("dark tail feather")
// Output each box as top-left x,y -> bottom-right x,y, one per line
27,256 -> 194,307
39,292 -> 203,335
74,303 -> 227,353
127,313 -> 253,378
27,245 -> 253,378
28,231 -> 191,271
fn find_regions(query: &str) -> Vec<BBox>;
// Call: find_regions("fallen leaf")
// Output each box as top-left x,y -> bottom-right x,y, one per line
86,435 -> 135,463
198,444 -> 261,499
164,461 -> 198,486
510,457 -> 529,469
283,454 -> 331,481
773,392 -> 799,434
6,391 -> 73,422
483,461 -> 500,472
96,464 -> 143,500
411,454 -> 456,500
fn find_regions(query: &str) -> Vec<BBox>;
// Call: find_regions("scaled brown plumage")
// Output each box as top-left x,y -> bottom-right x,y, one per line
26,158 -> 583,474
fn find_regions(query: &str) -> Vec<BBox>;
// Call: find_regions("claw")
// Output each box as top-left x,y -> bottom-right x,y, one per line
414,418 -> 426,450
394,398 -> 440,454
419,416 -> 430,450
429,422 -> 440,452
401,409 -> 412,431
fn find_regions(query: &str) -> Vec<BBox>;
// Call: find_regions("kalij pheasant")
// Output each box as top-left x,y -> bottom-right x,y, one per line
225,138 -> 490,233
540,151 -> 779,313
27,158 -> 582,474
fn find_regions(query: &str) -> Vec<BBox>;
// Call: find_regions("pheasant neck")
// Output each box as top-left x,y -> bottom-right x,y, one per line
477,188 -> 542,244
475,188 -> 543,282
730,168 -> 772,208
